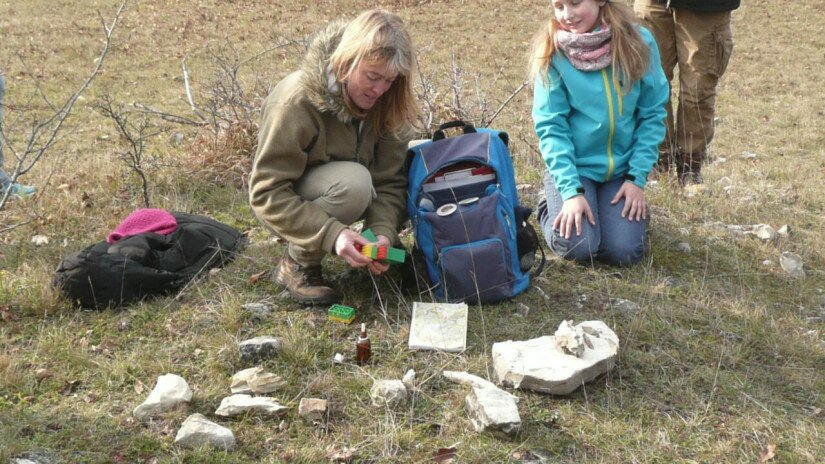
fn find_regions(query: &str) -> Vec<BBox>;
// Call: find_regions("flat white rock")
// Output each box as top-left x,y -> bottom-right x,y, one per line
214,394 -> 288,417
492,321 -> 619,395
133,374 -> 193,420
298,397 -> 328,422
465,386 -> 521,436
175,413 -> 235,451
780,252 -> 805,279
230,366 -> 284,394
370,379 -> 408,407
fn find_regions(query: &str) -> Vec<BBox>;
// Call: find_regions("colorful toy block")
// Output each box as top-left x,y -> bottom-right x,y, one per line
355,243 -> 406,264
328,304 -> 356,324
355,228 -> 406,264
361,228 -> 378,242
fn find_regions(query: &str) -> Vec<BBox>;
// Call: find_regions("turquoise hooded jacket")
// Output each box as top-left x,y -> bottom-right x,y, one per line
532,26 -> 669,201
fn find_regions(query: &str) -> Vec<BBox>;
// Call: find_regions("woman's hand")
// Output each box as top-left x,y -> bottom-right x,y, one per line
611,182 -> 647,221
334,229 -> 392,275
367,235 -> 392,275
334,229 -> 373,268
553,195 -> 595,239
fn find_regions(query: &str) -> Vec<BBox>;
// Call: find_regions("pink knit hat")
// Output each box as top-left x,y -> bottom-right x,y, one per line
107,208 -> 179,244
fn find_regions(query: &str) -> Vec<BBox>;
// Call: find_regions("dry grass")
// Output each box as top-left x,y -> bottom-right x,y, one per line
1,0 -> 824,463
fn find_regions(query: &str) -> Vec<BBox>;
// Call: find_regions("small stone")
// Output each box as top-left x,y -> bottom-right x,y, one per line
684,184 -> 708,196
751,224 -> 777,241
402,369 -> 416,391
762,260 -> 773,266
741,151 -> 759,159
35,368 -> 53,380
214,394 -> 288,417
239,336 -> 281,362
31,235 -> 49,246
298,397 -> 327,422
333,353 -> 345,364
554,320 -> 585,357
242,302 -> 276,319
780,252 -> 805,279
610,298 -> 640,315
676,242 -> 692,254
465,385 -> 522,436
370,379 -> 408,407
170,132 -> 185,146
133,374 -> 193,420
230,367 -> 284,395
777,225 -> 790,237
278,419 -> 288,431
175,413 -> 235,451
516,303 -> 531,318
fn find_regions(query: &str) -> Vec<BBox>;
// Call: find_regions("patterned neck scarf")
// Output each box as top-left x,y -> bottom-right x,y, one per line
556,25 -> 613,71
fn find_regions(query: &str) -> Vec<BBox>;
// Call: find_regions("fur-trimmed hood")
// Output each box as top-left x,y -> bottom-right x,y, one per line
300,20 -> 354,124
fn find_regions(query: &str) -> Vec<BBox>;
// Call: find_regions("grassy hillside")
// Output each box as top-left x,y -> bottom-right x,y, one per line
1,0 -> 823,462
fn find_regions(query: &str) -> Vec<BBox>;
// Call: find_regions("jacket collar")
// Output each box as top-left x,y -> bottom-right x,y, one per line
300,20 -> 357,124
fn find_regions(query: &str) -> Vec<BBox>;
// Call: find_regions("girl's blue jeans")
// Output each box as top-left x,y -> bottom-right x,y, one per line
538,172 -> 649,266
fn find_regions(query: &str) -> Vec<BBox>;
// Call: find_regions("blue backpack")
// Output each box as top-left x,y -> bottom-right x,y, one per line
407,121 -> 544,304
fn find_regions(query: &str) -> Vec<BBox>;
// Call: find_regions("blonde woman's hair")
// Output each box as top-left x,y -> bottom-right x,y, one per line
528,1 -> 651,95
330,9 -> 420,138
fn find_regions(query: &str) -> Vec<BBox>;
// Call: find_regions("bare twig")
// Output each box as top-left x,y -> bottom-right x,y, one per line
0,0 -> 127,211
182,57 -> 208,122
485,80 -> 529,127
96,94 -> 166,207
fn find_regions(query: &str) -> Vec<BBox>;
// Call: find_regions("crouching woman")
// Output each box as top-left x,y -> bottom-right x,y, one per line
249,9 -> 419,304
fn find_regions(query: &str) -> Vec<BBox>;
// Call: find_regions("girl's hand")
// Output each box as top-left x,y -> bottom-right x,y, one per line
553,195 -> 596,239
334,229 -> 373,268
611,182 -> 647,221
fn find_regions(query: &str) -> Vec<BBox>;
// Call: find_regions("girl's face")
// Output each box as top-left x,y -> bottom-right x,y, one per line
552,0 -> 606,34
346,59 -> 398,112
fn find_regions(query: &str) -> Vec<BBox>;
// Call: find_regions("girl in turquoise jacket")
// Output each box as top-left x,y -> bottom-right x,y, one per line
529,0 -> 668,265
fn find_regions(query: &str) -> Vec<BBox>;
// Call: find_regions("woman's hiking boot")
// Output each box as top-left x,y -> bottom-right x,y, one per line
275,254 -> 338,305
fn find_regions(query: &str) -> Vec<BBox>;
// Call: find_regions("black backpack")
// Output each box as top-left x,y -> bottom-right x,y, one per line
54,212 -> 245,309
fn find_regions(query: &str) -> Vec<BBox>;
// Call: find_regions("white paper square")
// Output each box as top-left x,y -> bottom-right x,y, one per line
408,302 -> 468,352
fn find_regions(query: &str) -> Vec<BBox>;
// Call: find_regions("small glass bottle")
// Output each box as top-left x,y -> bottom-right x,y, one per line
356,323 -> 371,366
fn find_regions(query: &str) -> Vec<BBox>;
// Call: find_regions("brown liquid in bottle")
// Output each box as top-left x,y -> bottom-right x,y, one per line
356,323 -> 371,365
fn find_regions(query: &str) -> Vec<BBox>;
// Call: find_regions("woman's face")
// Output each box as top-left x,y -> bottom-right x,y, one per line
346,60 -> 398,112
552,0 -> 605,34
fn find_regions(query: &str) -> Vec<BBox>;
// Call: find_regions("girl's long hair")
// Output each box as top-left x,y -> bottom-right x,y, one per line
330,9 -> 421,138
528,1 -> 651,94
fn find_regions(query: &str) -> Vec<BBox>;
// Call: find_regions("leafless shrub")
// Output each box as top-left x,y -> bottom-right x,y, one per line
135,38 -> 305,189
416,49 -> 528,136
0,1 -> 127,212
95,95 -> 168,207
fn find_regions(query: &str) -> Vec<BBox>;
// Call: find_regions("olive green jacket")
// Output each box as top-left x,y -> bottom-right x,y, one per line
249,22 -> 410,254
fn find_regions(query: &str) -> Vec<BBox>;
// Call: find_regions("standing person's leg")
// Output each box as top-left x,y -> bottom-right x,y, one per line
272,160 -> 373,305
634,0 -> 678,173
595,178 -> 649,266
0,73 -> 10,191
673,9 -> 734,183
538,173 -> 600,264
0,73 -> 36,198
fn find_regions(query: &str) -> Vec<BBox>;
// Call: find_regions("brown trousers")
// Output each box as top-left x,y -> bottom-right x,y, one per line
634,0 -> 734,172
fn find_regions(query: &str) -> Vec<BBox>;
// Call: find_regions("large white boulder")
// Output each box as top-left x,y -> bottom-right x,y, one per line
133,374 -> 193,420
492,321 -> 619,395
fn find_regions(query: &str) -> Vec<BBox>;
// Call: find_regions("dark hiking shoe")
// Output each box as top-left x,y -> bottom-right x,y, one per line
275,254 -> 339,305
